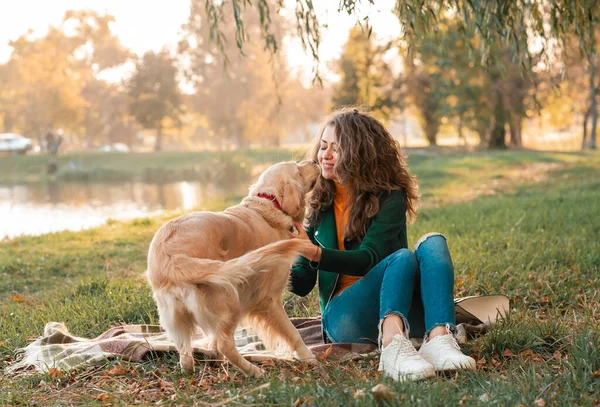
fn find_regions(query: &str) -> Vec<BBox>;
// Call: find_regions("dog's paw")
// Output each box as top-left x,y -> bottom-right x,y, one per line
250,365 -> 265,378
302,357 -> 318,366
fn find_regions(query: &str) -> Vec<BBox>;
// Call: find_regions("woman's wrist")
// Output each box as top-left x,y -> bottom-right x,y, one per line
309,245 -> 318,262
308,245 -> 321,269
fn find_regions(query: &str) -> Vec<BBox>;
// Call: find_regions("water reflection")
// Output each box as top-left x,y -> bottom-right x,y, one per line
0,181 -> 246,239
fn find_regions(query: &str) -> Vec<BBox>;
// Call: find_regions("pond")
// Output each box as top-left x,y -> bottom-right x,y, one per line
0,181 -> 246,240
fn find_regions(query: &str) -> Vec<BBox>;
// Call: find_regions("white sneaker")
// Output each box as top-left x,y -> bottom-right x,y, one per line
378,334 -> 436,382
419,327 -> 476,372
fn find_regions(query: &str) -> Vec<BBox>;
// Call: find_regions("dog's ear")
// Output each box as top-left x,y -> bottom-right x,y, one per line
279,178 -> 302,220
248,182 -> 258,196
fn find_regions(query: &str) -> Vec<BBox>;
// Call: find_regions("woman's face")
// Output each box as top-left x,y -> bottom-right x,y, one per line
317,125 -> 338,180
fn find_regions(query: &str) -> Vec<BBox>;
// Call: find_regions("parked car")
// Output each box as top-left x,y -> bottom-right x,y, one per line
0,133 -> 33,155
96,143 -> 131,153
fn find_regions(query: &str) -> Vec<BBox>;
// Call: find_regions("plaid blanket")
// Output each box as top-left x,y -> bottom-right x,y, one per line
4,317 -> 489,375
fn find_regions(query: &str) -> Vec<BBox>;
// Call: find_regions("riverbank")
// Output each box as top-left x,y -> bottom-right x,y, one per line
0,149 -> 304,185
1,150 -> 599,405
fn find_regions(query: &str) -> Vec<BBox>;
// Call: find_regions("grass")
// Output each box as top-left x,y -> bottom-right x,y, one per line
1,149 -> 599,406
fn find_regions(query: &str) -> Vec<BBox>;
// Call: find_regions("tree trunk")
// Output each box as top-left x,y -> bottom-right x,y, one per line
590,98 -> 598,149
457,117 -> 465,146
509,114 -> 522,147
232,121 -> 246,149
155,123 -> 162,152
489,89 -> 507,149
584,55 -> 598,149
425,124 -> 438,146
582,107 -> 590,150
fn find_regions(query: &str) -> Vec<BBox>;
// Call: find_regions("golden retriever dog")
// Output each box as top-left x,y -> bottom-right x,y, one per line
146,160 -> 320,377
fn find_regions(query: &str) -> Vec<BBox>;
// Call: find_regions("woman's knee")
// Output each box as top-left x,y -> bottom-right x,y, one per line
413,233 -> 454,274
414,232 -> 447,252
386,248 -> 418,271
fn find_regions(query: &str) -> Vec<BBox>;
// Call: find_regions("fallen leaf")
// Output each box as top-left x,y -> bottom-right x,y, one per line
502,349 -> 513,357
479,393 -> 490,402
293,396 -> 313,406
96,393 -> 110,402
371,384 -> 395,402
11,295 -> 25,302
319,345 -> 333,360
159,379 -> 175,392
48,368 -> 63,378
217,372 -> 231,382
533,398 -> 546,407
553,350 -> 563,360
106,365 -> 128,376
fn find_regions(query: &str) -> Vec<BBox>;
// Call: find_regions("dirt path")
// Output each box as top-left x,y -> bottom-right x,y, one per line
423,162 -> 565,207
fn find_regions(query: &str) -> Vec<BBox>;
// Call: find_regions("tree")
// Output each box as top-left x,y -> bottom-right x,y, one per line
0,10 -> 131,148
128,50 -> 183,151
207,1 -> 599,78
82,78 -> 134,148
179,0 -> 272,148
331,27 -> 401,123
1,28 -> 87,144
180,0 -> 322,149
206,1 -> 600,149
62,10 -> 131,73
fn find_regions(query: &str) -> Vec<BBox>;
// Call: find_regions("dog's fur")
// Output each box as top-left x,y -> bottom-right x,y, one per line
146,160 -> 320,377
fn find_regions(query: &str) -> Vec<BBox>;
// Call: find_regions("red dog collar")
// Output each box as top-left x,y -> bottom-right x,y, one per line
257,193 -> 283,211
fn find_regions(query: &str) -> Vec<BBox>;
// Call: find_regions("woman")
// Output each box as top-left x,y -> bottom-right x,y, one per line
289,108 -> 476,382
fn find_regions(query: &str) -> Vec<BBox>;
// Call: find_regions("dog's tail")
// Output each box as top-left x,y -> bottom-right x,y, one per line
165,239 -> 315,290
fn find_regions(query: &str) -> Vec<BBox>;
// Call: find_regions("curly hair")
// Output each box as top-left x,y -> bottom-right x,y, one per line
305,108 -> 420,242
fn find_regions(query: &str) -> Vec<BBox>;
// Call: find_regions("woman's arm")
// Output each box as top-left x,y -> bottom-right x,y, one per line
288,225 -> 318,296
318,190 -> 408,276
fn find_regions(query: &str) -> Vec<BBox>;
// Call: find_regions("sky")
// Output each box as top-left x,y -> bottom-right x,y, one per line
0,0 -> 401,81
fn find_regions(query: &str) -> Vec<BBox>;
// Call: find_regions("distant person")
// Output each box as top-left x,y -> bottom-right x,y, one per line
45,127 -> 63,174
288,108 -> 476,382
46,127 -> 55,154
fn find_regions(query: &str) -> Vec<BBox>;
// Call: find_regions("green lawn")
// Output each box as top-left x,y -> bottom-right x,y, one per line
1,149 -> 599,406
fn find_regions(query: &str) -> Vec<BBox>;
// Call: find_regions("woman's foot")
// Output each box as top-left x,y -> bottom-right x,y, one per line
378,334 -> 436,382
419,326 -> 476,372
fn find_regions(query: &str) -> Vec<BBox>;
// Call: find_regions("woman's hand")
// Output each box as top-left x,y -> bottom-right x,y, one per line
289,222 -> 310,240
289,222 -> 321,262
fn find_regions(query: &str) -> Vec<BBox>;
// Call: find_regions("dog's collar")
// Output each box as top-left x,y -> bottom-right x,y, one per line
257,193 -> 283,212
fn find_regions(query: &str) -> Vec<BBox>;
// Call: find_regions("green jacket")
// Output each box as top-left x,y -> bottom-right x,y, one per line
290,189 -> 408,315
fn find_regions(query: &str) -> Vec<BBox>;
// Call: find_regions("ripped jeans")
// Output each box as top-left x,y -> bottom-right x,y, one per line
321,233 -> 456,344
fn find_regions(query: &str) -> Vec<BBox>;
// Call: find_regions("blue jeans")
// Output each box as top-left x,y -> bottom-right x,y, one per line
322,233 -> 455,344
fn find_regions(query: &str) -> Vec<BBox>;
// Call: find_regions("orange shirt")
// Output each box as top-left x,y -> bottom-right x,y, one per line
332,181 -> 361,296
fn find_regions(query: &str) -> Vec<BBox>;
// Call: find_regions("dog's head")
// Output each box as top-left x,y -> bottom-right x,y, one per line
249,160 -> 320,222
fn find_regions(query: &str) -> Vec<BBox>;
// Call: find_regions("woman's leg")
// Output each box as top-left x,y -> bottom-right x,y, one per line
414,233 -> 456,337
378,249 -> 419,346
322,248 -> 419,344
322,248 -> 435,382
413,233 -> 476,371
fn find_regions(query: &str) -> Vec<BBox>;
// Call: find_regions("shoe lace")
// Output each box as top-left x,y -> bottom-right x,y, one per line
390,335 -> 418,357
436,334 -> 460,351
